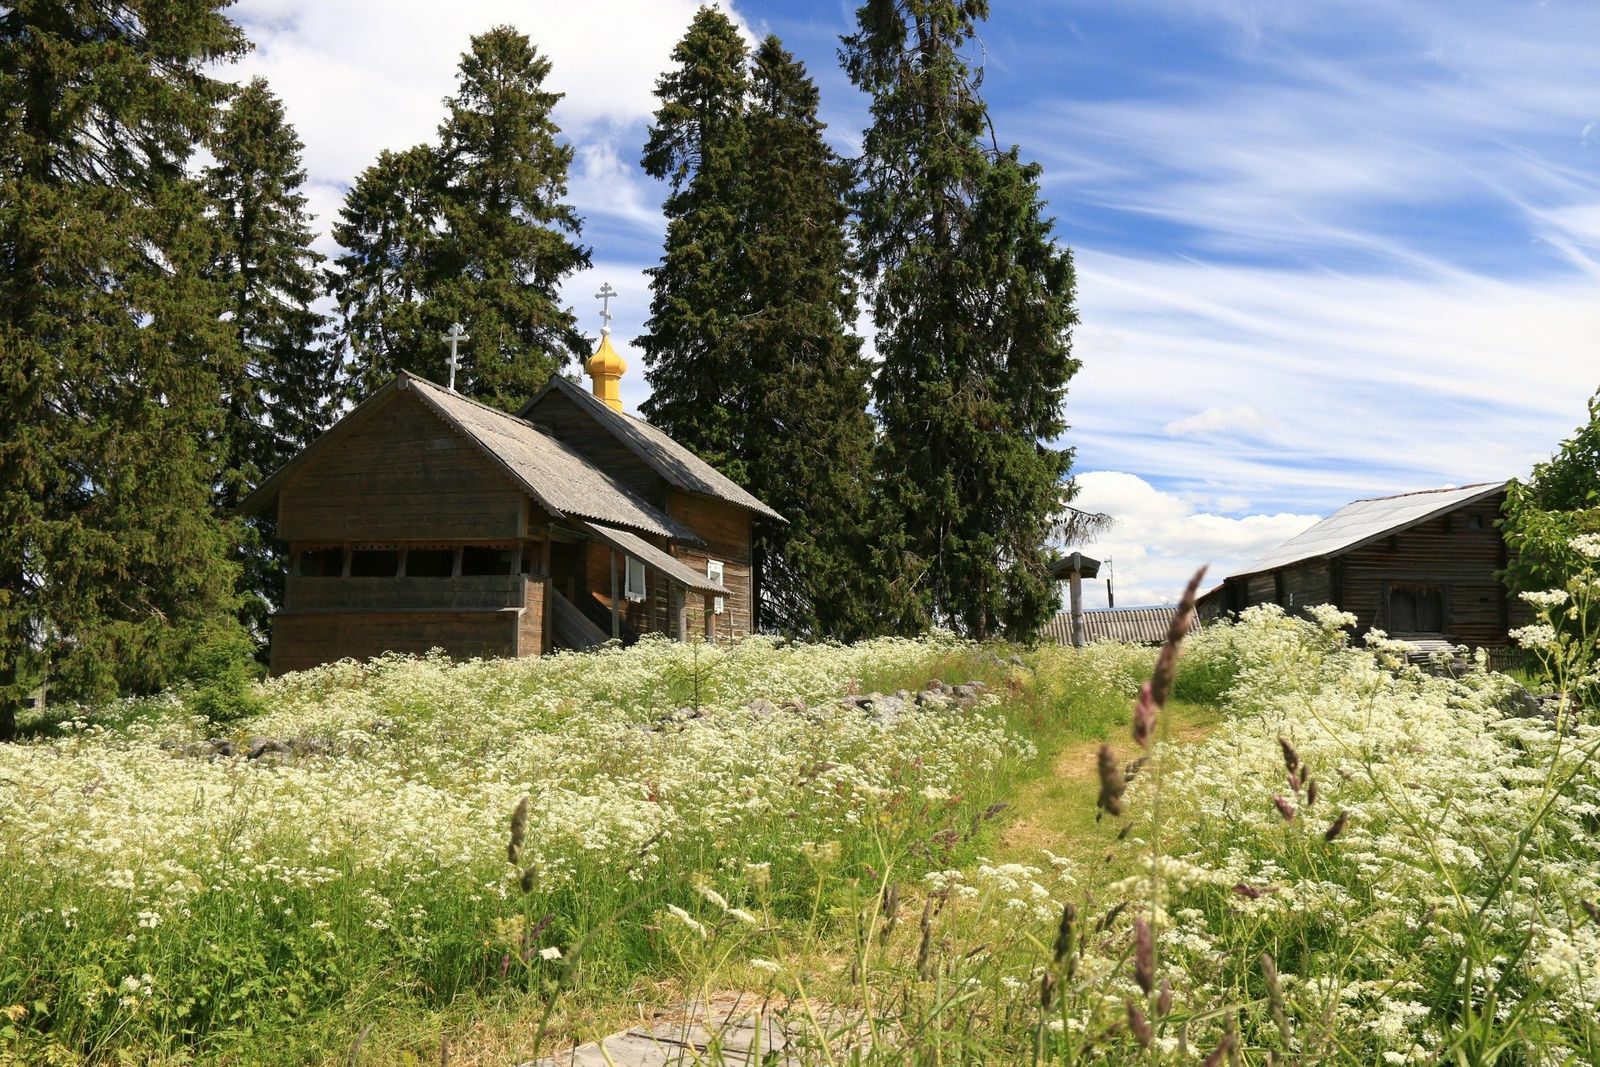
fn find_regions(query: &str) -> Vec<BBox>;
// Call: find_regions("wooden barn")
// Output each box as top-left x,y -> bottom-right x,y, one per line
1201,481 -> 1525,649
240,330 -> 783,675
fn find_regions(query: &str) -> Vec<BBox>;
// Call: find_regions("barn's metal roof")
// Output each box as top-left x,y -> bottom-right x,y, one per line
1042,606 -> 1195,646
525,376 -> 785,522
1231,481 -> 1509,579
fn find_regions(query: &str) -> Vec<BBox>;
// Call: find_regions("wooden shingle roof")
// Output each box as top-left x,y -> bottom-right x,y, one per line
240,373 -> 700,543
524,376 -> 785,522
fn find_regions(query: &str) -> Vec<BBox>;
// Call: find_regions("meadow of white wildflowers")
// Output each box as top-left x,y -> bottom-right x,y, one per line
806,585 -> 1600,1064
7,560 -> 1600,1065
0,633 -> 1044,1062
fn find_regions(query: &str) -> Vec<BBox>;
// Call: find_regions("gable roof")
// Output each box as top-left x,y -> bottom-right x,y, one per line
1230,481 -> 1509,579
522,376 -> 785,522
239,373 -> 699,543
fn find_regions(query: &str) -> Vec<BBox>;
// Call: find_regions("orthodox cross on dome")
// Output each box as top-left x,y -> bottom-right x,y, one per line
441,322 -> 469,392
595,282 -> 618,336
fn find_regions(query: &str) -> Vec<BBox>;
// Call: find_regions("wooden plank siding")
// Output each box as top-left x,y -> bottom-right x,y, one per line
285,575 -> 527,613
667,491 -> 754,639
270,610 -> 522,675
277,391 -> 526,543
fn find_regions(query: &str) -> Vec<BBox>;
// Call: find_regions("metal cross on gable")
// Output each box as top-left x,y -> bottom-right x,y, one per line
595,282 -> 618,335
441,322 -> 469,391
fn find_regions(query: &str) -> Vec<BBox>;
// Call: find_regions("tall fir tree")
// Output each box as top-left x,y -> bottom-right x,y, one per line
329,27 -> 589,411
328,144 -> 443,397
842,0 -> 1080,640
741,37 -> 880,639
433,27 -> 591,411
203,77 -> 330,640
0,0 -> 248,737
636,6 -> 751,476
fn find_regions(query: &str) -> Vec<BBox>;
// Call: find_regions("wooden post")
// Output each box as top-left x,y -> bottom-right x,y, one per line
609,548 -> 620,640
1069,568 -> 1085,648
674,583 -> 687,643
704,592 -> 715,642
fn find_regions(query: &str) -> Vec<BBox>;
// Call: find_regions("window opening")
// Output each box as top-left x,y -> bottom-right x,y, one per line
405,548 -> 454,578
625,556 -> 647,601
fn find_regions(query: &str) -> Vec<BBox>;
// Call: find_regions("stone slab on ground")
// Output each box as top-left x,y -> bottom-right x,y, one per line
525,993 -> 864,1066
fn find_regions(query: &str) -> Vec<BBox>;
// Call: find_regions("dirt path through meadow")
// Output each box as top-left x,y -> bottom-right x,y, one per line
996,702 -> 1220,864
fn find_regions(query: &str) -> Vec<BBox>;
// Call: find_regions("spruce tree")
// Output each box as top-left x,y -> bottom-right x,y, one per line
741,38 -> 879,639
204,77 -> 329,638
328,145 -> 443,398
434,27 -> 591,411
329,27 -> 590,411
0,1 -> 248,736
843,0 -> 1080,640
636,6 -> 750,476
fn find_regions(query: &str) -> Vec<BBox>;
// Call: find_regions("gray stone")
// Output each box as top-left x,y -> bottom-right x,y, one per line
247,737 -> 291,761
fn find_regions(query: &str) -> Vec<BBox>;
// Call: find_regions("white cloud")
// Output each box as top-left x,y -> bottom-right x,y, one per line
1065,471 -> 1320,608
1163,404 -> 1267,438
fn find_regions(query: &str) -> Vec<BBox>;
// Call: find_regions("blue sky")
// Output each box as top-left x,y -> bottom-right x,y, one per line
231,0 -> 1600,605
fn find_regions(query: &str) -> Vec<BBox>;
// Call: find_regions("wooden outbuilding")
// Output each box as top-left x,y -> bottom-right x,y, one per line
240,331 -> 782,674
1202,481 -> 1525,648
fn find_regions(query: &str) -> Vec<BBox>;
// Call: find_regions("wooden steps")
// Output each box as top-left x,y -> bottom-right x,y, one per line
550,587 -> 607,651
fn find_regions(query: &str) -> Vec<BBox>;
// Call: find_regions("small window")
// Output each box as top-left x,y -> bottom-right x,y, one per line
707,559 -> 725,614
625,556 -> 647,601
461,545 -> 516,576
298,547 -> 344,577
405,548 -> 454,578
1468,513 -> 1485,530
1389,583 -> 1444,633
350,548 -> 400,577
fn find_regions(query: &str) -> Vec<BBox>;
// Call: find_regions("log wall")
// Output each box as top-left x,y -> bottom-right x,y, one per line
1226,491 -> 1522,648
1338,496 -> 1517,646
277,391 -> 526,542
668,491 -> 753,639
269,609 -> 522,675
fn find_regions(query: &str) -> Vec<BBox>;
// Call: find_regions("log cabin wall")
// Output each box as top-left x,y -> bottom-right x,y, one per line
667,491 -> 754,638
1222,491 -> 1521,648
1277,560 -> 1333,613
1337,495 -> 1519,646
270,610 -> 522,675
276,391 -> 526,542
584,539 -> 671,636
266,391 -> 560,672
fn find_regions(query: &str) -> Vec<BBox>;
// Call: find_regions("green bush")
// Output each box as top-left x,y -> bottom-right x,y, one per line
178,620 -> 265,727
